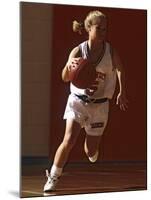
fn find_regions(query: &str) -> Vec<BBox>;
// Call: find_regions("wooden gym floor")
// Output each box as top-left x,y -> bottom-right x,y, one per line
21,162 -> 147,198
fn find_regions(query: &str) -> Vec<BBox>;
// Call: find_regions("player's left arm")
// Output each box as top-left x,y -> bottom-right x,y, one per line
111,47 -> 128,111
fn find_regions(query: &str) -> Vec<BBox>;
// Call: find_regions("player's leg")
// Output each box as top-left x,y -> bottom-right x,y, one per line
84,134 -> 101,162
44,118 -> 81,192
53,118 -> 81,168
84,101 -> 109,162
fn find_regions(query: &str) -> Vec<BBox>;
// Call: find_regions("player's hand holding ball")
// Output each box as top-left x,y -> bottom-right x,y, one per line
67,57 -> 83,72
67,57 -> 97,89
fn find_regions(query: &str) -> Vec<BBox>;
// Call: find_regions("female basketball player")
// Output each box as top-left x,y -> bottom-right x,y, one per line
44,10 -> 128,192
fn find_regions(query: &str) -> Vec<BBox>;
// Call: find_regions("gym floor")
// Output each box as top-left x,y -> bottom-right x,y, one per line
21,161 -> 147,198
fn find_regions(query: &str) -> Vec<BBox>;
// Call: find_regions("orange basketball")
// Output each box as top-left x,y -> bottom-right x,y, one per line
68,58 -> 97,89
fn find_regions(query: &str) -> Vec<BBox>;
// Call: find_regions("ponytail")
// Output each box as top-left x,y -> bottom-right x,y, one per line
72,20 -> 84,35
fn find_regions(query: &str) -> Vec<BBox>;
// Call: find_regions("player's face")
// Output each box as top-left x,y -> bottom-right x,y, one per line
88,17 -> 107,42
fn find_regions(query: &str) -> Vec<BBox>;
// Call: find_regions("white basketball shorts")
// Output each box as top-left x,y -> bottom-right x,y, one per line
63,94 -> 109,136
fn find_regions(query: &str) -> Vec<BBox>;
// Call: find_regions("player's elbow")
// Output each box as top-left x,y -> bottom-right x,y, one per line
62,76 -> 70,82
61,71 -> 70,82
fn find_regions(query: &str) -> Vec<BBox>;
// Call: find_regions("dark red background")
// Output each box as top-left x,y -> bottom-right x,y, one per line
49,5 -> 147,162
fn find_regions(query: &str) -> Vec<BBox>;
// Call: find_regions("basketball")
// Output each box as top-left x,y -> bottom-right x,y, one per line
68,58 -> 97,89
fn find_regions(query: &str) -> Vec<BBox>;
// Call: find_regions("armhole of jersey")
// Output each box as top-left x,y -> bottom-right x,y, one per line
109,43 -> 115,71
78,44 -> 83,57
78,41 -> 87,58
109,43 -> 113,58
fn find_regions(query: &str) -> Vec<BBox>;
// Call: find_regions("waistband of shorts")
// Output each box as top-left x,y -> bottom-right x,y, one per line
75,94 -> 108,103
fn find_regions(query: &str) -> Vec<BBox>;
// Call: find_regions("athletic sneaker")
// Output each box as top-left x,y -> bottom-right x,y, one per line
43,169 -> 59,192
88,151 -> 99,163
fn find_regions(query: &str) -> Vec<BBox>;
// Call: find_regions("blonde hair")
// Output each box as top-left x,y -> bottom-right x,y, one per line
73,10 -> 106,34
73,20 -> 84,34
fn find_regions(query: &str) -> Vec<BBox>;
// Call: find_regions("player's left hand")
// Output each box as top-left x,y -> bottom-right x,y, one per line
116,92 -> 128,111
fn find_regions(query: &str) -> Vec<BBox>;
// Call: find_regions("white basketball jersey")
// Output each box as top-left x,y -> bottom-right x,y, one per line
70,41 -> 117,99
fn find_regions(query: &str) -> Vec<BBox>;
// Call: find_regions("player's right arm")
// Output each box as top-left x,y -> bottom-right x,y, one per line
62,46 -> 81,82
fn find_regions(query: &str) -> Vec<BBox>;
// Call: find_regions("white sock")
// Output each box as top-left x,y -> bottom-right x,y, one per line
50,165 -> 63,178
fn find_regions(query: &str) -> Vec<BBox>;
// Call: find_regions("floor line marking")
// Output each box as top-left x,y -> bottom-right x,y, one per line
22,190 -> 43,195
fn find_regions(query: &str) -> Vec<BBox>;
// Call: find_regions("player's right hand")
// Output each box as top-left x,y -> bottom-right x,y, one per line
67,57 -> 82,71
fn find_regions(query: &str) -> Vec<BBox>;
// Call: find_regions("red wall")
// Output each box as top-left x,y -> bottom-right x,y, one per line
49,5 -> 147,162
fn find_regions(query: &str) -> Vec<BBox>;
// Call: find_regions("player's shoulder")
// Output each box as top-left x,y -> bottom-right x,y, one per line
105,41 -> 112,50
106,41 -> 118,55
69,41 -> 86,58
106,41 -> 114,56
69,46 -> 81,58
